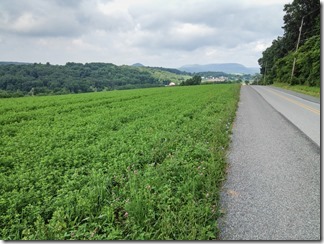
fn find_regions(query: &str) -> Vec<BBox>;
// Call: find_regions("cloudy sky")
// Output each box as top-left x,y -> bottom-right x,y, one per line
0,0 -> 288,68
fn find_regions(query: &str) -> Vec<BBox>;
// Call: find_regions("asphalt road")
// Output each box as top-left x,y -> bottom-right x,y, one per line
252,85 -> 320,147
218,85 -> 320,240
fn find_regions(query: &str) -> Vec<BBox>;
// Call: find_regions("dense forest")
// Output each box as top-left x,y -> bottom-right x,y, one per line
258,0 -> 320,86
0,62 -> 176,98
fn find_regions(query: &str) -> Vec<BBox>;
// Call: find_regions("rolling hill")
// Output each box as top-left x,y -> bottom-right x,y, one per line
178,63 -> 259,74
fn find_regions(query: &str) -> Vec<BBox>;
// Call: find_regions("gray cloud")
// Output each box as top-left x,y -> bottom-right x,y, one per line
0,0 -> 286,67
0,0 -> 85,37
128,1 -> 284,51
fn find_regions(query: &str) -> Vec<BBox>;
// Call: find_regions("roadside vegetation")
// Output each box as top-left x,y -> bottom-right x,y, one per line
258,0 -> 320,88
0,84 -> 240,240
272,82 -> 320,98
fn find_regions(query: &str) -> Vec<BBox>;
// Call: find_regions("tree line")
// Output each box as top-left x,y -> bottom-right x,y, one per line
258,0 -> 320,86
180,75 -> 202,86
0,62 -> 165,98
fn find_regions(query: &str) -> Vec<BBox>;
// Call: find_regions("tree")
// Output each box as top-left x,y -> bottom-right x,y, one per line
283,0 -> 320,51
180,75 -> 202,86
0,62 -> 166,97
258,0 -> 320,86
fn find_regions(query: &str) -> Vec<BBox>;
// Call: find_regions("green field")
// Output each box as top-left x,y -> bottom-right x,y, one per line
0,84 -> 240,240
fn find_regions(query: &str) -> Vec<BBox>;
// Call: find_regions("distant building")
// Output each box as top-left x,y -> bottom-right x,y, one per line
204,76 -> 228,83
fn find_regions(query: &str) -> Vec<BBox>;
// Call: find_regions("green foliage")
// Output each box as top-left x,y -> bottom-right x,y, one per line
258,0 -> 320,87
180,75 -> 202,86
263,35 -> 320,87
0,63 -> 191,97
282,0 -> 320,52
294,35 -> 320,86
0,84 -> 240,240
136,66 -> 192,85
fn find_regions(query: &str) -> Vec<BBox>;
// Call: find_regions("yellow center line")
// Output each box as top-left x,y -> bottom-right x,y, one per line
266,89 -> 320,115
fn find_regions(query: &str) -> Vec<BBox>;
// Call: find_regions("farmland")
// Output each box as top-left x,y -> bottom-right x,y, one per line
0,84 -> 240,240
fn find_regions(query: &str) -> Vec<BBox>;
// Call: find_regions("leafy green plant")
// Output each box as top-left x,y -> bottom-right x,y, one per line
0,84 -> 240,240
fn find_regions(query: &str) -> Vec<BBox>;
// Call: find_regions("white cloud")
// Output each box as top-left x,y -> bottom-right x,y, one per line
253,40 -> 273,52
0,0 -> 286,67
172,23 -> 215,36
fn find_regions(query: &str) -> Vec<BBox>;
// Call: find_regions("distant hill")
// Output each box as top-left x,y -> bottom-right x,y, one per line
178,63 -> 259,74
0,61 -> 32,65
145,66 -> 190,75
0,62 -> 193,98
132,63 -> 145,67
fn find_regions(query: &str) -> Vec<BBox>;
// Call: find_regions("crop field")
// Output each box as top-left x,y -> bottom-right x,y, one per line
0,84 -> 240,240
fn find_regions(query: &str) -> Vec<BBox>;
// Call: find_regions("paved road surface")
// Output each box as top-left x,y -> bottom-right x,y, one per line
269,86 -> 320,104
219,85 -> 320,240
252,85 -> 320,147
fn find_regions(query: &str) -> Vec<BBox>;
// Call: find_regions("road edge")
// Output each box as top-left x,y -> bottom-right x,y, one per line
269,85 -> 320,104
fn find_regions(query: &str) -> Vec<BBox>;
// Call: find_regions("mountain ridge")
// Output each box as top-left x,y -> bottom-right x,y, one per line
0,61 -> 32,65
131,63 -> 145,67
178,63 -> 259,74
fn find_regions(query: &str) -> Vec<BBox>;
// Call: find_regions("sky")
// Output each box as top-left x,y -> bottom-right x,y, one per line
0,0 -> 289,68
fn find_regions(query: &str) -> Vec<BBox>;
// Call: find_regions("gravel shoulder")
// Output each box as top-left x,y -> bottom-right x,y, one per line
218,85 -> 320,240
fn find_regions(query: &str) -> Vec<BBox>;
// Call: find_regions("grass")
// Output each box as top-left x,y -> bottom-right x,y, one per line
0,84 -> 240,240
272,83 -> 320,98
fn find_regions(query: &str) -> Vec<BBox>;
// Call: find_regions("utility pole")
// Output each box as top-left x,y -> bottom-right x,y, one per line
290,17 -> 304,84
